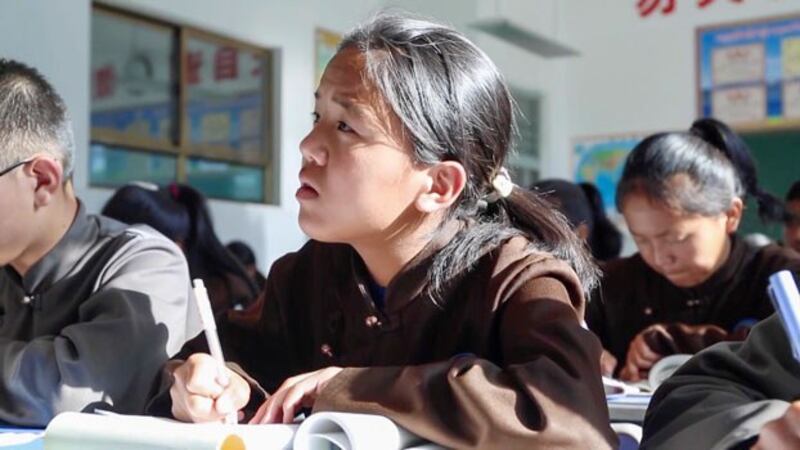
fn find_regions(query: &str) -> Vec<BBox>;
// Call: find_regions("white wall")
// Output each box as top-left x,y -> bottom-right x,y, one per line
0,0 -> 566,273
0,0 -> 92,210
0,0 -> 392,272
10,1 -> 787,270
558,0 -> 800,179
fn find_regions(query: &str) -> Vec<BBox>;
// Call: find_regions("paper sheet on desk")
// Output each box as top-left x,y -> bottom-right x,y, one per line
42,411 -> 442,450
0,430 -> 43,449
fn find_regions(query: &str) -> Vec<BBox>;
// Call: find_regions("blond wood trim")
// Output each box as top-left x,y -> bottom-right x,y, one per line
696,11 -> 800,34
91,128 -> 180,153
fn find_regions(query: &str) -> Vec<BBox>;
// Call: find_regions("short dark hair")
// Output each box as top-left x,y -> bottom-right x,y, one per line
0,59 -> 74,178
226,241 -> 256,267
786,180 -> 800,202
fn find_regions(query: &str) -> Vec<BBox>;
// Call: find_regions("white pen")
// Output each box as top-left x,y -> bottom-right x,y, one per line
192,278 -> 238,425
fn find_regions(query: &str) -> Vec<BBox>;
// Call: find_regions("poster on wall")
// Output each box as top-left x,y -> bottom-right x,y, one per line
572,134 -> 644,218
697,14 -> 800,129
314,28 -> 342,88
572,134 -> 645,255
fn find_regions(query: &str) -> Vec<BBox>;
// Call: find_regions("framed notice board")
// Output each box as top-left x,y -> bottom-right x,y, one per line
697,14 -> 800,131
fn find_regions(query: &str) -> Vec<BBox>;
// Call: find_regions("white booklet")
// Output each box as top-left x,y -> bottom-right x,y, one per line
604,353 -> 692,423
42,411 -> 439,450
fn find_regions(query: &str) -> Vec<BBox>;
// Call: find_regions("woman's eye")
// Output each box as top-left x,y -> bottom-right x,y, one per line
667,235 -> 689,244
337,121 -> 354,133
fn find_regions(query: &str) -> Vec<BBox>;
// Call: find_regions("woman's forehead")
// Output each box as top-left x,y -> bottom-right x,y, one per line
317,48 -> 369,99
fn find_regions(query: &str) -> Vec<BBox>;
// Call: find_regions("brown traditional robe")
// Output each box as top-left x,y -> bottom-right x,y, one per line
587,234 -> 800,365
158,224 -> 617,449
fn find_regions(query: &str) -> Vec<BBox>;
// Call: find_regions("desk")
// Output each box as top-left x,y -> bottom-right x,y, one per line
0,427 -> 43,450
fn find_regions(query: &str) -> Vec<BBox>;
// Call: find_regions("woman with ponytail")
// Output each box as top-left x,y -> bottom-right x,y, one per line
532,178 -> 623,261
586,118 -> 800,380
102,182 -> 259,315
161,12 -> 616,449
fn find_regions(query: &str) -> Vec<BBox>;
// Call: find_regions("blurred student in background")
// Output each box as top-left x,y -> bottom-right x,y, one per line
783,180 -> 800,253
226,240 -> 267,292
587,118 -> 800,379
532,179 -> 623,261
102,183 -> 258,315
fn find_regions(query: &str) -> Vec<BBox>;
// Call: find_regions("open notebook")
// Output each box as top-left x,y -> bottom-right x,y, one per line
43,411 -> 441,450
604,353 -> 692,423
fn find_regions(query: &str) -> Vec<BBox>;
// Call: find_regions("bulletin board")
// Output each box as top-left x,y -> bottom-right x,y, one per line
314,28 -> 342,88
572,134 -> 646,219
697,14 -> 800,131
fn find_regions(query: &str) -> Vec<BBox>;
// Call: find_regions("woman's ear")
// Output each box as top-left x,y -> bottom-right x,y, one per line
28,156 -> 63,209
725,197 -> 744,233
415,161 -> 467,213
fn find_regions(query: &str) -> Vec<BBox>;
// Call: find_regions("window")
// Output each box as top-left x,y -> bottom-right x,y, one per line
90,4 -> 276,203
509,88 -> 541,187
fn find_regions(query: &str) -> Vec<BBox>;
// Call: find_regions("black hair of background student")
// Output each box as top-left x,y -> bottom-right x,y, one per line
226,240 -> 267,291
787,181 -> 800,203
340,18 -> 598,297
532,179 -> 623,261
102,183 -> 258,312
616,117 -> 784,222
783,180 -> 800,252
227,240 -> 256,267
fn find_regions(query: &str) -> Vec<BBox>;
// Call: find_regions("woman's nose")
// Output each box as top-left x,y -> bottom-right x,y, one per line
299,127 -> 327,166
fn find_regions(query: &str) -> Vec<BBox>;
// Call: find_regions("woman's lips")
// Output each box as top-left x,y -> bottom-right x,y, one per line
296,183 -> 319,199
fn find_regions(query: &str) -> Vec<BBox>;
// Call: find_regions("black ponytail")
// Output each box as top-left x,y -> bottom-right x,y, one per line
617,118 -> 783,224
172,184 -> 259,303
579,183 -> 622,261
689,118 -> 784,222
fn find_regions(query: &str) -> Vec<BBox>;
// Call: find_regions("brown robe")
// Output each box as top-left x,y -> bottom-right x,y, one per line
166,226 -> 617,449
587,234 -> 800,365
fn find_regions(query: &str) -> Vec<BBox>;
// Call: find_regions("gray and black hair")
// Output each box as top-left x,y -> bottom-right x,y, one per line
616,118 -> 783,222
0,59 -> 74,179
339,13 -> 597,301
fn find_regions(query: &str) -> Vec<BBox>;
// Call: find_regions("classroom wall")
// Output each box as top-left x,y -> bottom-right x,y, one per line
0,0 -> 567,272
7,1 -> 790,269
0,0 -> 384,272
558,0 -> 800,178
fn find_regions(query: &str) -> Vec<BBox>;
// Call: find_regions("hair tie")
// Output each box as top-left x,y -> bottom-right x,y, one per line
485,167 -> 514,203
168,183 -> 180,201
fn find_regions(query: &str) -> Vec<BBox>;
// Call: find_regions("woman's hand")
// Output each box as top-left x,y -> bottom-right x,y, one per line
250,367 -> 343,424
620,325 -> 666,381
752,402 -> 800,450
170,353 -> 251,423
600,349 -> 618,377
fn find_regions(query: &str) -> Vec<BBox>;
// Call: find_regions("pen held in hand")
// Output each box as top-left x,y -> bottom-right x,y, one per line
192,278 -> 238,425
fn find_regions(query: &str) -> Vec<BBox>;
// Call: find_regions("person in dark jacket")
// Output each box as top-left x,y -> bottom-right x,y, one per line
102,183 -> 259,315
159,13 -> 617,449
641,310 -> 800,449
783,180 -> 800,253
587,118 -> 800,379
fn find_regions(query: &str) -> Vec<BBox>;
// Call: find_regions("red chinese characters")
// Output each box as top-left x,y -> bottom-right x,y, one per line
214,47 -> 238,81
638,0 -> 744,17
94,65 -> 116,99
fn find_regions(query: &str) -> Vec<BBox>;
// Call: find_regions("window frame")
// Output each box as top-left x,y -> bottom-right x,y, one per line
90,2 -> 278,204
